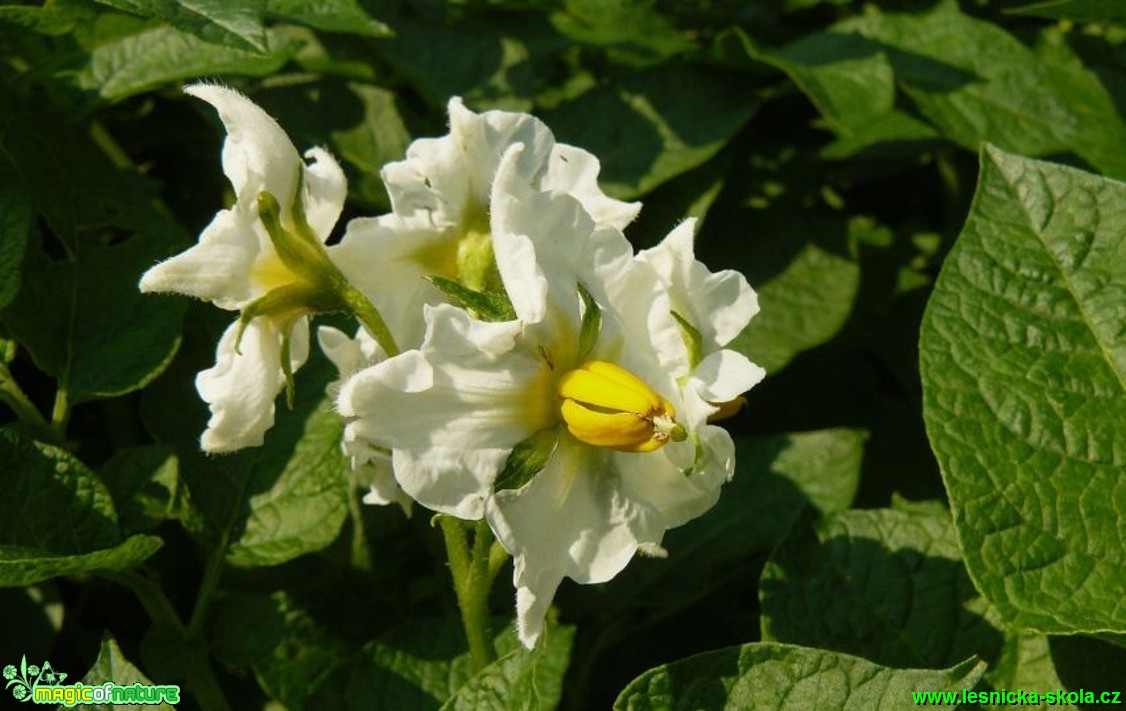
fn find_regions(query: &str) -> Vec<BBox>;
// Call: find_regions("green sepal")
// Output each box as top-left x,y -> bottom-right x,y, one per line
256,190 -> 336,287
671,310 -> 704,371
427,276 -> 517,322
577,282 -> 602,362
495,427 -> 559,492
235,282 -> 326,355
278,315 -> 301,410
287,164 -> 323,249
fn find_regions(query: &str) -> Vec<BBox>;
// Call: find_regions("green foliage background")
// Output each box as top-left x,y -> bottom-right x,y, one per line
1,0 -> 1123,708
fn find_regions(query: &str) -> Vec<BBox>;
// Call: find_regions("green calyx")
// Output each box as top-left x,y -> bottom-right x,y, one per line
238,190 -> 350,361
256,190 -> 344,297
233,183 -> 402,407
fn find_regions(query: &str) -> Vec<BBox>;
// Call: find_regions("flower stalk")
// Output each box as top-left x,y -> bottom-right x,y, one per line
440,516 -> 505,671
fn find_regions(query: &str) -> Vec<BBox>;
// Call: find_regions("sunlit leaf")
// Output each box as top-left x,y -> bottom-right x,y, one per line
920,145 -> 1126,634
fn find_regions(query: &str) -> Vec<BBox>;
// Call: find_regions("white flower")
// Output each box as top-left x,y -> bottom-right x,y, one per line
635,218 -> 765,427
338,147 -> 764,647
140,84 -> 347,452
317,325 -> 411,514
329,97 -> 640,350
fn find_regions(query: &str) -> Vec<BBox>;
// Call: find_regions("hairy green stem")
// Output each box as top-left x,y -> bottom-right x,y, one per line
440,516 -> 498,672
188,534 -> 228,636
0,364 -> 62,445
348,478 -> 372,571
486,540 -> 509,589
50,387 -> 70,437
341,283 -> 400,358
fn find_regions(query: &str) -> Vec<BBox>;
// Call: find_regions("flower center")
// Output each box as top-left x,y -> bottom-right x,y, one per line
557,360 -> 686,453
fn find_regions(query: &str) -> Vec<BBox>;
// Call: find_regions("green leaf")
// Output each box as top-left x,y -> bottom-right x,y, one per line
92,0 -> 268,53
3,238 -> 184,403
1011,0 -> 1126,23
280,614 -> 571,711
613,643 -> 986,710
176,357 -> 351,567
208,592 -> 286,667
761,456 -> 1122,699
726,216 -> 864,374
0,535 -> 162,588
0,0 -> 93,36
0,427 -> 163,586
0,158 -> 32,311
546,64 -> 761,199
307,617 -> 482,710
738,29 -> 938,158
495,428 -> 559,493
253,591 -> 355,708
426,276 -> 516,323
761,508 -> 1004,670
577,282 -> 602,362
0,427 -> 120,553
373,18 -> 536,111
78,633 -> 177,709
0,95 -> 188,403
266,0 -> 391,37
920,145 -> 1126,634
328,84 -> 412,210
99,446 -> 181,534
254,82 -> 411,211
440,625 -> 574,711
76,24 -> 301,102
748,4 -> 1126,176
549,0 -> 693,64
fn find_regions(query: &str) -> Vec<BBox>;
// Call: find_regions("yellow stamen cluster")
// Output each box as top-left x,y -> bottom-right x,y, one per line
557,361 -> 686,453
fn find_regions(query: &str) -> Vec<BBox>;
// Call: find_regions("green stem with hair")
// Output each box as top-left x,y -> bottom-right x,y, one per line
341,283 -> 399,357
440,516 -> 507,672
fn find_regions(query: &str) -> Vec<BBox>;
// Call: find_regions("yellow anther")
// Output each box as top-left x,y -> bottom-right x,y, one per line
557,361 -> 686,453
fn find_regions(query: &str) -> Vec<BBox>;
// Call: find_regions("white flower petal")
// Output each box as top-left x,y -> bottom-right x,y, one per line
355,453 -> 413,516
329,211 -> 454,350
317,325 -> 385,380
139,209 -> 261,309
392,446 -> 510,520
381,97 -> 554,227
639,219 -> 759,348
542,143 -> 641,230
380,137 -> 452,218
491,145 -> 633,352
301,147 -> 347,240
338,305 -> 555,518
184,84 -> 301,211
316,325 -> 362,378
492,229 -> 547,326
515,575 -> 560,649
448,97 -> 554,208
196,317 -> 310,453
601,258 -> 687,381
614,428 -> 732,529
488,437 -> 663,647
687,349 -> 766,425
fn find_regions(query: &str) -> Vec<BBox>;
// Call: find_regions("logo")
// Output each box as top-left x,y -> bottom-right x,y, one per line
4,655 -> 180,706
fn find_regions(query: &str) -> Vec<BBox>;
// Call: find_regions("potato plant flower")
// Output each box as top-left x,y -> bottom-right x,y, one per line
337,145 -> 764,646
140,85 -> 393,453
